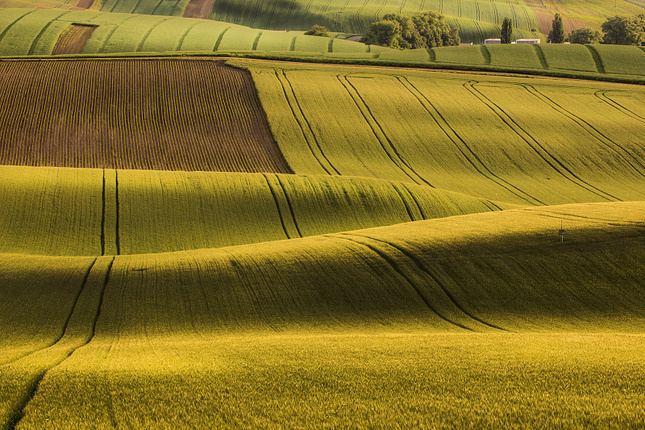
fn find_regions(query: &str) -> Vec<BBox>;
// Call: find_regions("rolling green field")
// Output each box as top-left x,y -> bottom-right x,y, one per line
0,0 -> 543,43
2,8 -> 645,83
0,54 -> 644,427
1,0 -> 645,418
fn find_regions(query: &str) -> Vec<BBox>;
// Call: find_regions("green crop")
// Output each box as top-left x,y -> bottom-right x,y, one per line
0,41 -> 644,428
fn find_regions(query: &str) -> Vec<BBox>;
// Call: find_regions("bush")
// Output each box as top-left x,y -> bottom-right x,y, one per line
569,28 -> 602,44
305,25 -> 330,38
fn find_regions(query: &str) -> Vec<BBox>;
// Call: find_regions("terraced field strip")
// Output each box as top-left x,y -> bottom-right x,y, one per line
51,23 -> 97,55
1,165 -> 504,256
0,58 -> 291,173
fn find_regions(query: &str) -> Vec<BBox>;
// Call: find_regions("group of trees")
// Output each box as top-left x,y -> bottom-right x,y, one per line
359,12 -> 460,49
549,13 -> 644,45
497,13 -> 643,45
308,11 -> 644,48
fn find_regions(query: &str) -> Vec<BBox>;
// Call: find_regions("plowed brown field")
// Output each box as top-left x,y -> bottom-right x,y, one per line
0,59 -> 291,173
52,24 -> 96,55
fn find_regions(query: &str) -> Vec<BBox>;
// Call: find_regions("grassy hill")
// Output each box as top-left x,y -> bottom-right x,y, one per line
1,4 -> 645,427
2,9 -> 645,83
0,0 -> 543,43
2,202 -> 645,427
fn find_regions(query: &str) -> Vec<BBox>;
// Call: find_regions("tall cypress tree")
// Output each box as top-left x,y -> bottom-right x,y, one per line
549,13 -> 566,43
501,18 -> 513,44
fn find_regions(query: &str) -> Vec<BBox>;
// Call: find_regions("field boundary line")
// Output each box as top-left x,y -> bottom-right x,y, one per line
0,10 -> 35,46
101,170 -> 106,256
523,84 -> 645,178
115,171 -> 121,255
252,31 -> 263,51
465,81 -> 619,201
585,45 -> 606,74
595,90 -> 645,123
338,74 -> 434,187
136,17 -> 172,52
344,233 -> 510,332
397,75 -> 542,205
274,69 -> 339,174
532,45 -> 548,69
480,45 -> 492,65
28,12 -> 70,56
175,21 -> 203,50
213,26 -> 230,51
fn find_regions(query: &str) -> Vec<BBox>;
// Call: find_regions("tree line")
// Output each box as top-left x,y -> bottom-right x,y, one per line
306,12 -> 644,47
500,13 -> 645,45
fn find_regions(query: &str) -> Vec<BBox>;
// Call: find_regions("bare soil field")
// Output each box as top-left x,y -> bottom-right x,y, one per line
0,58 -> 292,173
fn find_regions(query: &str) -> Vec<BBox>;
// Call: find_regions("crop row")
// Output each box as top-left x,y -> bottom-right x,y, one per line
250,62 -> 645,206
0,58 -> 291,173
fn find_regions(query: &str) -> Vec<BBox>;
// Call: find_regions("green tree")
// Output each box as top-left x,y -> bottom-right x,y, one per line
601,15 -> 644,45
382,14 -> 424,49
548,13 -> 566,43
569,28 -> 602,44
412,11 -> 460,47
361,20 -> 401,48
501,18 -> 513,44
304,25 -> 331,37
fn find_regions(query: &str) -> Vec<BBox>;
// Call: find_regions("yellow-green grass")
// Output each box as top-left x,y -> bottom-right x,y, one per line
485,43 -> 544,69
11,333 -> 645,428
2,201 -> 644,335
0,167 -> 103,256
249,60 -> 645,206
589,44 -> 645,77
3,202 -> 645,427
536,43 -> 599,73
1,200 -> 645,427
0,165 -> 506,256
433,44 -> 487,65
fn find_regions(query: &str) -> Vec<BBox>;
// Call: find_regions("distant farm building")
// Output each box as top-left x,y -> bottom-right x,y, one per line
484,38 -> 501,44
516,39 -> 541,44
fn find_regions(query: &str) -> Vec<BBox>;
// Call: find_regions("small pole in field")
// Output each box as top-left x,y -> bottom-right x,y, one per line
558,220 -> 565,243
